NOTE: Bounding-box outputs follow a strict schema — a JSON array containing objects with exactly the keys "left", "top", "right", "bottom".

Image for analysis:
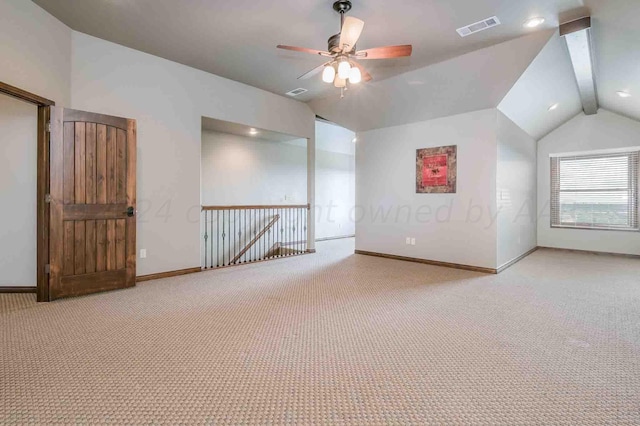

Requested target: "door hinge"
[
  {"left": 45, "top": 194, "right": 52, "bottom": 203},
  {"left": 44, "top": 264, "right": 51, "bottom": 274},
  {"left": 46, "top": 121, "right": 51, "bottom": 133}
]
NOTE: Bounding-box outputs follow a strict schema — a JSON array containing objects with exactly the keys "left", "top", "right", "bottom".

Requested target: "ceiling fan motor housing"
[
  {"left": 328, "top": 34, "right": 342, "bottom": 53},
  {"left": 328, "top": 34, "right": 356, "bottom": 55}
]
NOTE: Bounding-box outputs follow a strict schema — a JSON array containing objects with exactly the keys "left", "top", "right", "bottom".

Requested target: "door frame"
[{"left": 0, "top": 81, "right": 55, "bottom": 302}]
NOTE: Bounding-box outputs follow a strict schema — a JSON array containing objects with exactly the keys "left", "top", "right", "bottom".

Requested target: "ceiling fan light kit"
[{"left": 277, "top": 0, "right": 413, "bottom": 98}]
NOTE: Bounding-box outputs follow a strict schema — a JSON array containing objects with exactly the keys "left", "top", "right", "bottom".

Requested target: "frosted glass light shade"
[
  {"left": 349, "top": 66, "right": 362, "bottom": 84},
  {"left": 322, "top": 65, "right": 336, "bottom": 83},
  {"left": 338, "top": 60, "right": 351, "bottom": 79}
]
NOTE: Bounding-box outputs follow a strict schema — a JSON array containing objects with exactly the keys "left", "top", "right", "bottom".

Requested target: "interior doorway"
[
  {"left": 314, "top": 119, "right": 356, "bottom": 241},
  {"left": 0, "top": 81, "right": 138, "bottom": 302},
  {"left": 0, "top": 82, "right": 54, "bottom": 301},
  {"left": 0, "top": 93, "right": 38, "bottom": 290}
]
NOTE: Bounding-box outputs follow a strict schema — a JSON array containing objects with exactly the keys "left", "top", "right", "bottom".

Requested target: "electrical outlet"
[
  {"left": 411, "top": 238, "right": 416, "bottom": 246},
  {"left": 140, "top": 249, "right": 147, "bottom": 259},
  {"left": 406, "top": 237, "right": 411, "bottom": 245}
]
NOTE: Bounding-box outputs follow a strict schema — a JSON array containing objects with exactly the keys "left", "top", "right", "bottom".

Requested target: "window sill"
[{"left": 551, "top": 225, "right": 640, "bottom": 232}]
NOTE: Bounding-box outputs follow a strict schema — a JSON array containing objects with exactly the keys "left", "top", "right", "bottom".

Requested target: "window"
[{"left": 551, "top": 149, "right": 639, "bottom": 231}]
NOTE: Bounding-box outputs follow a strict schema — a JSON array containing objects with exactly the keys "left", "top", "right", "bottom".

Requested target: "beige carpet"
[{"left": 2, "top": 239, "right": 639, "bottom": 424}]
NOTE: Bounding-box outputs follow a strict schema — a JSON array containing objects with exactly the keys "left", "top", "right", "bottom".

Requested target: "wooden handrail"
[
  {"left": 230, "top": 214, "right": 280, "bottom": 264},
  {"left": 202, "top": 204, "right": 310, "bottom": 211}
]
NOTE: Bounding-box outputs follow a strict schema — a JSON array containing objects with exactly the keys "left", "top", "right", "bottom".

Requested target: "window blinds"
[{"left": 551, "top": 150, "right": 639, "bottom": 230}]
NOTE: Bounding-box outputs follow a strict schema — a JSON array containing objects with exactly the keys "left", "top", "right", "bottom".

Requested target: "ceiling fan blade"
[
  {"left": 352, "top": 61, "right": 373, "bottom": 82},
  {"left": 277, "top": 45, "right": 332, "bottom": 57},
  {"left": 339, "top": 17, "right": 365, "bottom": 51},
  {"left": 298, "top": 62, "right": 331, "bottom": 80},
  {"left": 355, "top": 45, "right": 413, "bottom": 59}
]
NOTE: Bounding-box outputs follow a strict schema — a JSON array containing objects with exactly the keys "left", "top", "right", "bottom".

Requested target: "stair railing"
[{"left": 201, "top": 204, "right": 310, "bottom": 269}]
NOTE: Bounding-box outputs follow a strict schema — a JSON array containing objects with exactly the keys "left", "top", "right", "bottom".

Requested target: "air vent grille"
[
  {"left": 285, "top": 88, "right": 308, "bottom": 97},
  {"left": 456, "top": 16, "right": 501, "bottom": 37}
]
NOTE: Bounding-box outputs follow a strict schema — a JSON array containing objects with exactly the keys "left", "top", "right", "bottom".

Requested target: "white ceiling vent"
[
  {"left": 285, "top": 88, "right": 308, "bottom": 97},
  {"left": 456, "top": 16, "right": 501, "bottom": 37}
]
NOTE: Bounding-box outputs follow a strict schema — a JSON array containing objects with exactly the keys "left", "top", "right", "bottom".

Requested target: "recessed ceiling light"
[
  {"left": 548, "top": 103, "right": 559, "bottom": 111},
  {"left": 249, "top": 128, "right": 258, "bottom": 135},
  {"left": 617, "top": 91, "right": 632, "bottom": 98},
  {"left": 524, "top": 17, "right": 546, "bottom": 28}
]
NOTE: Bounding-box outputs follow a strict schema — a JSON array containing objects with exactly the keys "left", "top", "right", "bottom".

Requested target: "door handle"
[{"left": 125, "top": 206, "right": 135, "bottom": 217}]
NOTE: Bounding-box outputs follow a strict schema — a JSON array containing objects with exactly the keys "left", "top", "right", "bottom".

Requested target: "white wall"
[
  {"left": 0, "top": 0, "right": 71, "bottom": 106},
  {"left": 496, "top": 111, "right": 538, "bottom": 267},
  {"left": 0, "top": 95, "right": 37, "bottom": 287},
  {"left": 314, "top": 121, "right": 355, "bottom": 239},
  {"left": 71, "top": 32, "right": 316, "bottom": 275},
  {"left": 356, "top": 109, "right": 499, "bottom": 269},
  {"left": 538, "top": 110, "right": 640, "bottom": 255},
  {"left": 201, "top": 131, "right": 307, "bottom": 205}
]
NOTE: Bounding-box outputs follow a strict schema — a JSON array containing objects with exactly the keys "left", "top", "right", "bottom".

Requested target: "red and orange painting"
[{"left": 416, "top": 145, "right": 457, "bottom": 193}]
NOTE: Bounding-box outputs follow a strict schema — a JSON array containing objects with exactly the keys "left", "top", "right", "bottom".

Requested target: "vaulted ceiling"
[
  {"left": 33, "top": 0, "right": 581, "bottom": 102},
  {"left": 312, "top": 0, "right": 640, "bottom": 135},
  {"left": 499, "top": 0, "right": 640, "bottom": 140},
  {"left": 310, "top": 29, "right": 556, "bottom": 132},
  {"left": 498, "top": 31, "right": 583, "bottom": 141},
  {"left": 585, "top": 0, "right": 640, "bottom": 123},
  {"left": 32, "top": 0, "right": 640, "bottom": 137}
]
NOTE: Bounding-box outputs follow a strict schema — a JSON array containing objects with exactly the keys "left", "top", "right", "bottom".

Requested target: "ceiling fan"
[{"left": 277, "top": 0, "right": 412, "bottom": 97}]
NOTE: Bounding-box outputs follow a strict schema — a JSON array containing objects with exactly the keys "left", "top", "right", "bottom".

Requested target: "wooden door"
[{"left": 48, "top": 107, "right": 136, "bottom": 300}]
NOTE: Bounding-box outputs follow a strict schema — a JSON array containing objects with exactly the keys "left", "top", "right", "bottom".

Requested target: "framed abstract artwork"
[{"left": 416, "top": 145, "right": 457, "bottom": 193}]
